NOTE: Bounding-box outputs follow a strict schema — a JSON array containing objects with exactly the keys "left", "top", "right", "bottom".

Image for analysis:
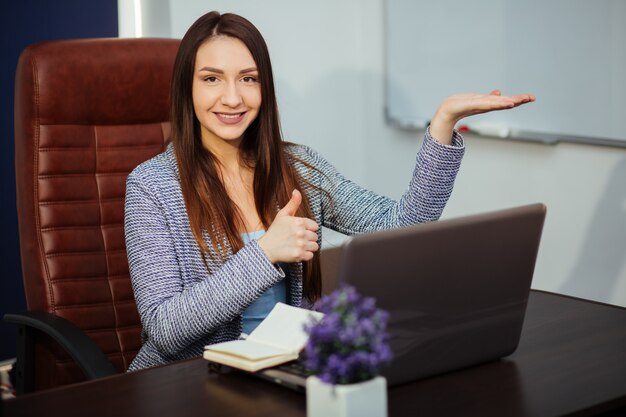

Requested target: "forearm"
[
  {"left": 135, "top": 241, "right": 284, "bottom": 356},
  {"left": 396, "top": 128, "right": 464, "bottom": 225},
  {"left": 125, "top": 173, "right": 283, "bottom": 356},
  {"left": 312, "top": 132, "right": 464, "bottom": 233}
]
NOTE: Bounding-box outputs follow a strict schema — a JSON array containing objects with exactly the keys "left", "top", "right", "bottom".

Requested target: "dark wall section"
[{"left": 0, "top": 0, "right": 118, "bottom": 361}]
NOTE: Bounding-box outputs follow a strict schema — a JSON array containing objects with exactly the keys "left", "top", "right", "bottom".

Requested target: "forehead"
[{"left": 195, "top": 36, "right": 256, "bottom": 70}]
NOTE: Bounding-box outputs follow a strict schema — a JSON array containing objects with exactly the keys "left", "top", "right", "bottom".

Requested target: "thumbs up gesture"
[{"left": 257, "top": 190, "right": 320, "bottom": 263}]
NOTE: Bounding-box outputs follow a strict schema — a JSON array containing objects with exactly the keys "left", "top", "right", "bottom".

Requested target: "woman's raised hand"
[
  {"left": 257, "top": 189, "right": 319, "bottom": 263},
  {"left": 429, "top": 90, "right": 535, "bottom": 145}
]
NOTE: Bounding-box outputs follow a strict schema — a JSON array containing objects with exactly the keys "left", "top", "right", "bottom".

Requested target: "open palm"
[
  {"left": 429, "top": 90, "right": 535, "bottom": 144},
  {"left": 442, "top": 90, "right": 535, "bottom": 120}
]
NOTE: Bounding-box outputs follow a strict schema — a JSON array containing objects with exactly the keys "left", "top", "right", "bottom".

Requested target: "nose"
[{"left": 221, "top": 81, "right": 243, "bottom": 108}]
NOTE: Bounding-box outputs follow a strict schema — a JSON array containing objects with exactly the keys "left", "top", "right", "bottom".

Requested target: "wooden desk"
[{"left": 4, "top": 291, "right": 626, "bottom": 417}]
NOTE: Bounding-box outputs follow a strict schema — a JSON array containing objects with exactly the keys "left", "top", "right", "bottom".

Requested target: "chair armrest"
[{"left": 4, "top": 311, "right": 118, "bottom": 380}]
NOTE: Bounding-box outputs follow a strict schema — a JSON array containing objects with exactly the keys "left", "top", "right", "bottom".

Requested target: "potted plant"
[{"left": 303, "top": 284, "right": 393, "bottom": 417}]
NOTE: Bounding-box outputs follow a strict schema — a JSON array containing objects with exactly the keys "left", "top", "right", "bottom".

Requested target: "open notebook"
[{"left": 203, "top": 303, "right": 323, "bottom": 372}]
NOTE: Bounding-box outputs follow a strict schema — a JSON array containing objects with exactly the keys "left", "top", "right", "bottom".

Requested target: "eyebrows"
[{"left": 198, "top": 66, "right": 258, "bottom": 74}]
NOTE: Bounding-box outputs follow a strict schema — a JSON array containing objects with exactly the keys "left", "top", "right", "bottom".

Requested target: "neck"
[{"left": 203, "top": 137, "right": 243, "bottom": 171}]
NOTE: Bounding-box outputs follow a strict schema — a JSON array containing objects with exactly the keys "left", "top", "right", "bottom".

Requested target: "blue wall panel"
[{"left": 0, "top": 0, "right": 118, "bottom": 361}]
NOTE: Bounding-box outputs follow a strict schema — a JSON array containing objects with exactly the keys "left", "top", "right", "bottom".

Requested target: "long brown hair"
[{"left": 170, "top": 11, "right": 321, "bottom": 302}]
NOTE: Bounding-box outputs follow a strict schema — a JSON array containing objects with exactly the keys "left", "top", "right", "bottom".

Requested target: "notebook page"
[{"left": 247, "top": 303, "right": 323, "bottom": 352}]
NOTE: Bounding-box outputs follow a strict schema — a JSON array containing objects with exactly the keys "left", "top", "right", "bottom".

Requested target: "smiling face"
[{"left": 192, "top": 36, "right": 261, "bottom": 154}]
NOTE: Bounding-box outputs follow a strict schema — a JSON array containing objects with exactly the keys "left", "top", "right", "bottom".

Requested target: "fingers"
[
  {"left": 300, "top": 229, "right": 319, "bottom": 242},
  {"left": 291, "top": 219, "right": 319, "bottom": 245},
  {"left": 489, "top": 91, "right": 535, "bottom": 104},
  {"left": 508, "top": 93, "right": 535, "bottom": 102},
  {"left": 479, "top": 92, "right": 535, "bottom": 111},
  {"left": 517, "top": 93, "right": 536, "bottom": 103},
  {"left": 301, "top": 217, "right": 319, "bottom": 232},
  {"left": 290, "top": 234, "right": 320, "bottom": 262},
  {"left": 487, "top": 89, "right": 534, "bottom": 100},
  {"left": 506, "top": 93, "right": 536, "bottom": 109},
  {"left": 276, "top": 189, "right": 302, "bottom": 218}
]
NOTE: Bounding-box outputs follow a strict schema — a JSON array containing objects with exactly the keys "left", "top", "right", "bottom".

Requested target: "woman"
[{"left": 124, "top": 11, "right": 534, "bottom": 371}]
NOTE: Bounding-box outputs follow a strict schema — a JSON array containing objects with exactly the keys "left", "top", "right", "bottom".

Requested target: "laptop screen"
[{"left": 333, "top": 203, "right": 546, "bottom": 385}]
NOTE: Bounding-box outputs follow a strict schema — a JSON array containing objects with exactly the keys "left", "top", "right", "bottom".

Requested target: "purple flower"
[{"left": 302, "top": 284, "right": 393, "bottom": 385}]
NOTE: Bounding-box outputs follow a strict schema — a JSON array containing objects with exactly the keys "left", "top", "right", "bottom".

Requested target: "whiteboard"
[{"left": 385, "top": 0, "right": 626, "bottom": 147}]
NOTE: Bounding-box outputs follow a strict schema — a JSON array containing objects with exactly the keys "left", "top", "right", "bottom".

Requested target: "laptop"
[{"left": 248, "top": 203, "right": 547, "bottom": 391}]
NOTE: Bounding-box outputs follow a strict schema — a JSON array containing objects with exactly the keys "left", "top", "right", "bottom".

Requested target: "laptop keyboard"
[{"left": 275, "top": 360, "right": 311, "bottom": 378}]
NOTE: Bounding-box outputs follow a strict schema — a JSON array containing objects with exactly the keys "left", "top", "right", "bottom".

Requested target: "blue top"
[{"left": 241, "top": 230, "right": 288, "bottom": 335}]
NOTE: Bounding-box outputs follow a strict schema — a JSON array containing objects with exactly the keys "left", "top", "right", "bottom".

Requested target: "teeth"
[{"left": 219, "top": 113, "right": 242, "bottom": 119}]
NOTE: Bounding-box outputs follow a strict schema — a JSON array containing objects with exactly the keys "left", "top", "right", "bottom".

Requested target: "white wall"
[{"left": 122, "top": 0, "right": 626, "bottom": 307}]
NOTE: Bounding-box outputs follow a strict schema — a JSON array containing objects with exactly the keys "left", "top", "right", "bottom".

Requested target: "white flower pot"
[{"left": 306, "top": 375, "right": 387, "bottom": 417}]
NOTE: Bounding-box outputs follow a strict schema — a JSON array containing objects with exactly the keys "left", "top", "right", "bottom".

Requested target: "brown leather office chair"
[{"left": 5, "top": 38, "right": 180, "bottom": 394}]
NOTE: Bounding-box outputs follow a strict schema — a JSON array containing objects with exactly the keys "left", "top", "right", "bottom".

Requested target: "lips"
[{"left": 215, "top": 112, "right": 246, "bottom": 125}]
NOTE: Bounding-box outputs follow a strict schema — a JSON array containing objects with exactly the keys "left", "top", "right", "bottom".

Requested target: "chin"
[{"left": 218, "top": 130, "right": 247, "bottom": 142}]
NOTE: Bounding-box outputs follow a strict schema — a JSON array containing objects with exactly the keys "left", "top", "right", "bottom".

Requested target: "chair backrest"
[{"left": 14, "top": 38, "right": 179, "bottom": 390}]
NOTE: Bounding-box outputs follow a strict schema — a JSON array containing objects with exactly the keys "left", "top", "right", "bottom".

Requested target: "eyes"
[
  {"left": 241, "top": 76, "right": 258, "bottom": 83},
  {"left": 201, "top": 75, "right": 259, "bottom": 84}
]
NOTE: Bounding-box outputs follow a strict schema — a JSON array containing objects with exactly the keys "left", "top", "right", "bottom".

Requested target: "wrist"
[
  {"left": 428, "top": 111, "right": 457, "bottom": 145},
  {"left": 256, "top": 237, "right": 275, "bottom": 264},
  {"left": 432, "top": 106, "right": 458, "bottom": 129}
]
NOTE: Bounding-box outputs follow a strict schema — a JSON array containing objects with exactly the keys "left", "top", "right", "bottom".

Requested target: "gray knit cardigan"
[{"left": 124, "top": 129, "right": 465, "bottom": 371}]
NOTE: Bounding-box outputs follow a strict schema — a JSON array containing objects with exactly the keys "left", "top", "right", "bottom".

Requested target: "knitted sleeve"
[
  {"left": 124, "top": 165, "right": 285, "bottom": 357},
  {"left": 292, "top": 128, "right": 465, "bottom": 234}
]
